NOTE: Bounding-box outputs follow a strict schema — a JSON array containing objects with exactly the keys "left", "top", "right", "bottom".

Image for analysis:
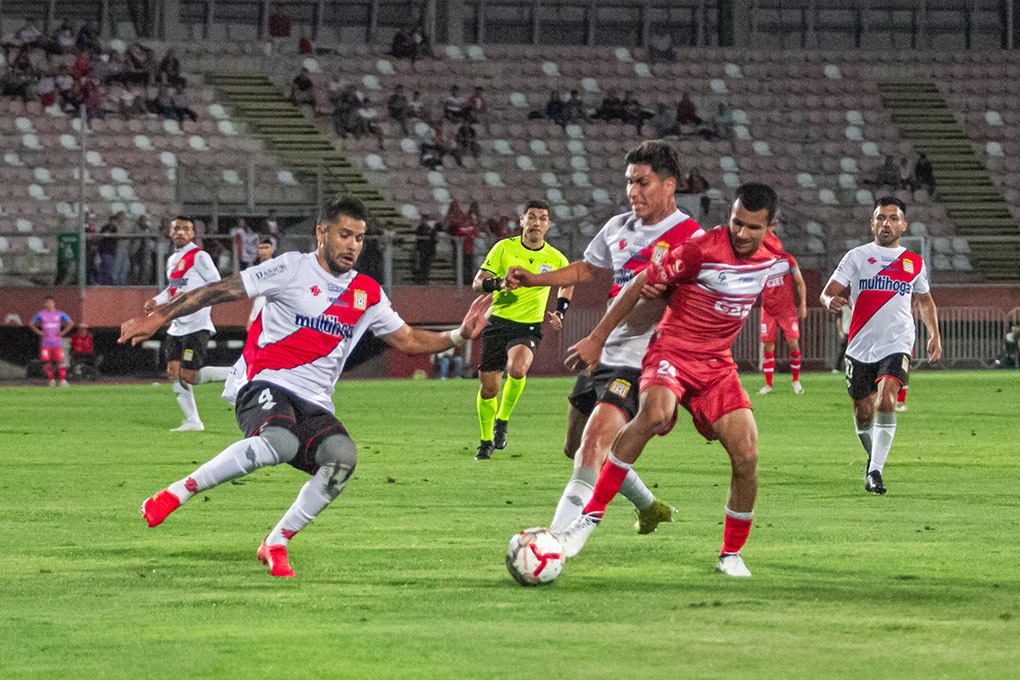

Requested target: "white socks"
[
  {"left": 168, "top": 436, "right": 283, "bottom": 503},
  {"left": 550, "top": 466, "right": 597, "bottom": 534},
  {"left": 268, "top": 466, "right": 341, "bottom": 545},
  {"left": 855, "top": 418, "right": 874, "bottom": 458},
  {"left": 195, "top": 366, "right": 231, "bottom": 384},
  {"left": 173, "top": 380, "right": 200, "bottom": 424},
  {"left": 619, "top": 467, "right": 656, "bottom": 511},
  {"left": 870, "top": 412, "right": 897, "bottom": 473}
]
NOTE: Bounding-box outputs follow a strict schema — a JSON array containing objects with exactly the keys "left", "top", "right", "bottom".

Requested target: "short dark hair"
[
  {"left": 874, "top": 196, "right": 907, "bottom": 216},
  {"left": 171, "top": 215, "right": 194, "bottom": 224},
  {"left": 259, "top": 237, "right": 274, "bottom": 246},
  {"left": 318, "top": 196, "right": 368, "bottom": 225},
  {"left": 44, "top": 295, "right": 54, "bottom": 300},
  {"left": 522, "top": 200, "right": 549, "bottom": 214},
  {"left": 624, "top": 140, "right": 682, "bottom": 182},
  {"left": 734, "top": 183, "right": 779, "bottom": 222}
]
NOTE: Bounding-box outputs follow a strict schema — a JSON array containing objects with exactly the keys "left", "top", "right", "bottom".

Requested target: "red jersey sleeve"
[{"left": 646, "top": 240, "right": 703, "bottom": 287}]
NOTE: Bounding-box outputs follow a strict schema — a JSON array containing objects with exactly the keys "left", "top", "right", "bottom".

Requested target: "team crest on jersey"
[
  {"left": 176, "top": 260, "right": 186, "bottom": 271},
  {"left": 353, "top": 290, "right": 368, "bottom": 310},
  {"left": 539, "top": 264, "right": 552, "bottom": 274},
  {"left": 903, "top": 260, "right": 914, "bottom": 274},
  {"left": 651, "top": 241, "right": 670, "bottom": 264},
  {"left": 609, "top": 379, "right": 631, "bottom": 398}
]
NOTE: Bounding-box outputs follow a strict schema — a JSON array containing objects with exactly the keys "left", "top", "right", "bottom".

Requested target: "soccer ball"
[{"left": 506, "top": 527, "right": 565, "bottom": 586}]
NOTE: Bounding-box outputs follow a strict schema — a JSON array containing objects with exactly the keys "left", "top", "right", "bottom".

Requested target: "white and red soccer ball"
[{"left": 506, "top": 527, "right": 565, "bottom": 586}]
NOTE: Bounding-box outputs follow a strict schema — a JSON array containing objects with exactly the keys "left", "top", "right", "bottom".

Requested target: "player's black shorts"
[
  {"left": 235, "top": 380, "right": 350, "bottom": 475},
  {"left": 164, "top": 331, "right": 210, "bottom": 370},
  {"left": 568, "top": 363, "right": 642, "bottom": 421},
  {"left": 478, "top": 315, "right": 542, "bottom": 373},
  {"left": 845, "top": 353, "right": 910, "bottom": 400}
]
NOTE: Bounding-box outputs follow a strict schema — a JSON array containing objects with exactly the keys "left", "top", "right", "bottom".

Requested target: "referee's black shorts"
[{"left": 478, "top": 315, "right": 542, "bottom": 373}]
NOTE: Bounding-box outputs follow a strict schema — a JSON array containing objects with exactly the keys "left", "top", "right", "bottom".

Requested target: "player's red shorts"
[
  {"left": 759, "top": 312, "right": 799, "bottom": 342},
  {"left": 640, "top": 341, "right": 752, "bottom": 441},
  {"left": 40, "top": 346, "right": 64, "bottom": 363}
]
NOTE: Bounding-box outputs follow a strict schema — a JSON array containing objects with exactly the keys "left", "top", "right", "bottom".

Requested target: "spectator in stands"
[
  {"left": 898, "top": 157, "right": 918, "bottom": 192},
  {"left": 914, "top": 152, "right": 935, "bottom": 196},
  {"left": 713, "top": 101, "right": 735, "bottom": 141},
  {"left": 433, "top": 345, "right": 464, "bottom": 379},
  {"left": 157, "top": 48, "right": 186, "bottom": 90},
  {"left": 453, "top": 122, "right": 481, "bottom": 166},
  {"left": 874, "top": 155, "right": 898, "bottom": 190},
  {"left": 3, "top": 20, "right": 43, "bottom": 54},
  {"left": 456, "top": 214, "right": 479, "bottom": 285},
  {"left": 359, "top": 228, "right": 385, "bottom": 281},
  {"left": 76, "top": 24, "right": 102, "bottom": 56},
  {"left": 444, "top": 85, "right": 470, "bottom": 123},
  {"left": 268, "top": 4, "right": 291, "bottom": 51},
  {"left": 408, "top": 89, "right": 427, "bottom": 121},
  {"left": 410, "top": 23, "right": 431, "bottom": 63},
  {"left": 563, "top": 89, "right": 588, "bottom": 124},
  {"left": 290, "top": 67, "right": 316, "bottom": 108},
  {"left": 535, "top": 90, "right": 567, "bottom": 128},
  {"left": 469, "top": 85, "right": 488, "bottom": 130},
  {"left": 331, "top": 84, "right": 360, "bottom": 138},
  {"left": 1000, "top": 322, "right": 1020, "bottom": 369},
  {"left": 445, "top": 201, "right": 468, "bottom": 237},
  {"left": 0, "top": 51, "right": 36, "bottom": 100},
  {"left": 391, "top": 26, "right": 414, "bottom": 60},
  {"left": 387, "top": 84, "right": 411, "bottom": 135},
  {"left": 680, "top": 168, "right": 711, "bottom": 218},
  {"left": 168, "top": 86, "right": 198, "bottom": 123},
  {"left": 113, "top": 212, "right": 132, "bottom": 285},
  {"left": 356, "top": 97, "right": 386, "bottom": 149},
  {"left": 130, "top": 214, "right": 157, "bottom": 285},
  {"left": 621, "top": 90, "right": 651, "bottom": 134},
  {"left": 124, "top": 39, "right": 156, "bottom": 86},
  {"left": 55, "top": 64, "right": 74, "bottom": 107},
  {"left": 230, "top": 218, "right": 258, "bottom": 270},
  {"left": 265, "top": 209, "right": 280, "bottom": 244},
  {"left": 98, "top": 212, "right": 125, "bottom": 285},
  {"left": 651, "top": 103, "right": 679, "bottom": 137},
  {"left": 485, "top": 217, "right": 507, "bottom": 241},
  {"left": 594, "top": 89, "right": 624, "bottom": 122},
  {"left": 37, "top": 70, "right": 57, "bottom": 108},
  {"left": 116, "top": 83, "right": 147, "bottom": 118},
  {"left": 413, "top": 215, "right": 438, "bottom": 284},
  {"left": 676, "top": 91, "right": 702, "bottom": 127},
  {"left": 70, "top": 323, "right": 97, "bottom": 376}
]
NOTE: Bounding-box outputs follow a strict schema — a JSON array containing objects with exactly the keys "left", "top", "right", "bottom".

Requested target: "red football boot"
[
  {"left": 257, "top": 538, "right": 296, "bottom": 578},
  {"left": 141, "top": 489, "right": 181, "bottom": 528}
]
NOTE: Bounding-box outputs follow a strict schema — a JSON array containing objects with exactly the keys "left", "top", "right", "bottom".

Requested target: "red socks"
[
  {"left": 897, "top": 386, "right": 907, "bottom": 405},
  {"left": 721, "top": 508, "right": 753, "bottom": 555},
  {"left": 581, "top": 457, "right": 630, "bottom": 518},
  {"left": 58, "top": 366, "right": 66, "bottom": 381},
  {"left": 763, "top": 352, "right": 774, "bottom": 387},
  {"left": 44, "top": 364, "right": 54, "bottom": 381},
  {"left": 790, "top": 350, "right": 802, "bottom": 382}
]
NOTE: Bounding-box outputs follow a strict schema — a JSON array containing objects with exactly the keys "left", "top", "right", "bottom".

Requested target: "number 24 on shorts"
[{"left": 657, "top": 360, "right": 677, "bottom": 378}]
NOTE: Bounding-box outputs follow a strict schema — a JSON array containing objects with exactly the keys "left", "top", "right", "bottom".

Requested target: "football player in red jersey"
[
  {"left": 757, "top": 226, "right": 807, "bottom": 394},
  {"left": 557, "top": 183, "right": 782, "bottom": 578}
]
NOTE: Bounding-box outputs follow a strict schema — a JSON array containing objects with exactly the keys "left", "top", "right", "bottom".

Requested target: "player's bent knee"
[
  {"left": 260, "top": 426, "right": 299, "bottom": 464},
  {"left": 315, "top": 434, "right": 357, "bottom": 498}
]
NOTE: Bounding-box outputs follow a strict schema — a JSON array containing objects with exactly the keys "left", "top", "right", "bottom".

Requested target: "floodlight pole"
[{"left": 78, "top": 105, "right": 88, "bottom": 298}]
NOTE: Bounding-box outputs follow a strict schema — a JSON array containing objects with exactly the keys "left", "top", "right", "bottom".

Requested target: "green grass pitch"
[{"left": 1, "top": 371, "right": 1018, "bottom": 679}]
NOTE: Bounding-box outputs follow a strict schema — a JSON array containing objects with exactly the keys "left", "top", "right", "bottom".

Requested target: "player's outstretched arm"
[
  {"left": 382, "top": 293, "right": 492, "bottom": 354},
  {"left": 118, "top": 274, "right": 248, "bottom": 346},
  {"left": 820, "top": 280, "right": 849, "bottom": 313},
  {"left": 914, "top": 292, "right": 942, "bottom": 362},
  {"left": 565, "top": 271, "right": 646, "bottom": 371},
  {"left": 505, "top": 261, "right": 598, "bottom": 290}
]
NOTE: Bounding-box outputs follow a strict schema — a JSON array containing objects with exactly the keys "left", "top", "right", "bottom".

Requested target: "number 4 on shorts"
[{"left": 259, "top": 388, "right": 276, "bottom": 411}]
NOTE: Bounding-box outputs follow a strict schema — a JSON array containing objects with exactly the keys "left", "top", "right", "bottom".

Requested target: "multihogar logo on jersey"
[
  {"left": 294, "top": 313, "right": 355, "bottom": 339},
  {"left": 858, "top": 277, "right": 912, "bottom": 295}
]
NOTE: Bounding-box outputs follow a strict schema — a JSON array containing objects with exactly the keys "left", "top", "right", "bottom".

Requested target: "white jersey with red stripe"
[
  {"left": 221, "top": 252, "right": 405, "bottom": 413},
  {"left": 826, "top": 242, "right": 929, "bottom": 363},
  {"left": 153, "top": 244, "right": 220, "bottom": 336},
  {"left": 583, "top": 208, "right": 703, "bottom": 367}
]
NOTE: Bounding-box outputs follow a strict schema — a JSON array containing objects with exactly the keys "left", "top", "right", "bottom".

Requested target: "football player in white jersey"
[
  {"left": 820, "top": 197, "right": 941, "bottom": 494},
  {"left": 120, "top": 197, "right": 491, "bottom": 578},
  {"left": 145, "top": 217, "right": 221, "bottom": 432},
  {"left": 505, "top": 140, "right": 703, "bottom": 536}
]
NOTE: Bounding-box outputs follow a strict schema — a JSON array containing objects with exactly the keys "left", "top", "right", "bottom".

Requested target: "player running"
[
  {"left": 30, "top": 295, "right": 73, "bottom": 387},
  {"left": 820, "top": 197, "right": 941, "bottom": 495},
  {"left": 505, "top": 140, "right": 703, "bottom": 534},
  {"left": 121, "top": 197, "right": 491, "bottom": 578},
  {"left": 472, "top": 200, "right": 572, "bottom": 460},
  {"left": 557, "top": 183, "right": 783, "bottom": 578},
  {"left": 758, "top": 226, "right": 807, "bottom": 394},
  {"left": 145, "top": 216, "right": 221, "bottom": 431}
]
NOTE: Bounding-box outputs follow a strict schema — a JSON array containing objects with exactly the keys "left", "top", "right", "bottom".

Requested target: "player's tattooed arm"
[
  {"left": 118, "top": 274, "right": 248, "bottom": 345},
  {"left": 382, "top": 294, "right": 492, "bottom": 353}
]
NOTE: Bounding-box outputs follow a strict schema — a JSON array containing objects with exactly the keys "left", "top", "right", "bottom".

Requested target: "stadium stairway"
[
  {"left": 203, "top": 72, "right": 450, "bottom": 283},
  {"left": 879, "top": 81, "right": 1020, "bottom": 281}
]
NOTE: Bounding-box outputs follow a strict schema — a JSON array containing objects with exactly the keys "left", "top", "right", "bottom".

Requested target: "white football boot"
[
  {"left": 557, "top": 513, "right": 601, "bottom": 558},
  {"left": 716, "top": 552, "right": 752, "bottom": 577}
]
